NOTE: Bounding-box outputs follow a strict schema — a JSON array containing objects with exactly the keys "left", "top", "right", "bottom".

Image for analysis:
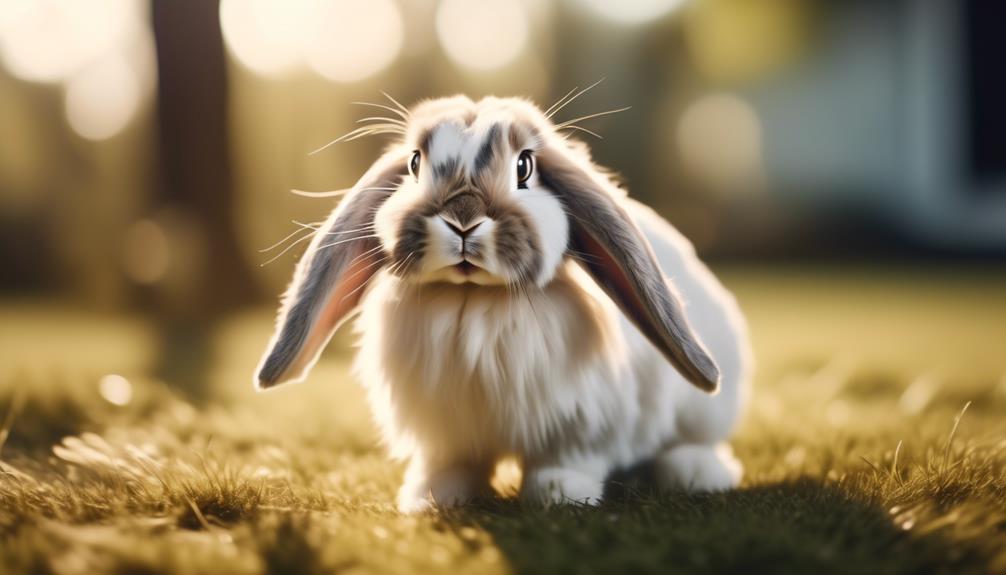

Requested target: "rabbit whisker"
[
  {"left": 352, "top": 100, "right": 409, "bottom": 121},
  {"left": 380, "top": 90, "right": 411, "bottom": 117},
  {"left": 547, "top": 77, "right": 606, "bottom": 119},
  {"left": 544, "top": 85, "right": 580, "bottom": 118},
  {"left": 555, "top": 105, "right": 631, "bottom": 129},
  {"left": 258, "top": 227, "right": 314, "bottom": 254},
  {"left": 338, "top": 255, "right": 389, "bottom": 305},
  {"left": 342, "top": 124, "right": 406, "bottom": 138},
  {"left": 309, "top": 220, "right": 374, "bottom": 236},
  {"left": 342, "top": 126, "right": 406, "bottom": 141},
  {"left": 315, "top": 234, "right": 381, "bottom": 251},
  {"left": 389, "top": 250, "right": 416, "bottom": 278},
  {"left": 310, "top": 126, "right": 404, "bottom": 155},
  {"left": 557, "top": 125, "right": 603, "bottom": 139},
  {"left": 356, "top": 116, "right": 407, "bottom": 127},
  {"left": 291, "top": 188, "right": 351, "bottom": 198},
  {"left": 291, "top": 220, "right": 323, "bottom": 231},
  {"left": 292, "top": 186, "right": 397, "bottom": 198},
  {"left": 347, "top": 244, "right": 386, "bottom": 268},
  {"left": 293, "top": 218, "right": 375, "bottom": 238},
  {"left": 259, "top": 230, "right": 319, "bottom": 266},
  {"left": 321, "top": 222, "right": 374, "bottom": 236},
  {"left": 318, "top": 223, "right": 376, "bottom": 237}
]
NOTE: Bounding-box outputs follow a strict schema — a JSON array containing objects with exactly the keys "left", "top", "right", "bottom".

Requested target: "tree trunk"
[{"left": 150, "top": 0, "right": 256, "bottom": 396}]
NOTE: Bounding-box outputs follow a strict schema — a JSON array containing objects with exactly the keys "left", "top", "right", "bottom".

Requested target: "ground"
[{"left": 1, "top": 265, "right": 1005, "bottom": 574}]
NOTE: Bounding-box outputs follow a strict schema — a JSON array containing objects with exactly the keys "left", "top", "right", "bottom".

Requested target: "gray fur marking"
[
  {"left": 473, "top": 123, "right": 501, "bottom": 175},
  {"left": 257, "top": 158, "right": 406, "bottom": 387}
]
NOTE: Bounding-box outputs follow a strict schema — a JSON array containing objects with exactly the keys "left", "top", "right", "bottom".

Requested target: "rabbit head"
[{"left": 256, "top": 95, "right": 720, "bottom": 393}]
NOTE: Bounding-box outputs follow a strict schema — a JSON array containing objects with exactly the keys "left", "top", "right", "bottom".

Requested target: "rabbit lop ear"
[
  {"left": 537, "top": 146, "right": 721, "bottom": 393},
  {"left": 255, "top": 149, "right": 407, "bottom": 390}
]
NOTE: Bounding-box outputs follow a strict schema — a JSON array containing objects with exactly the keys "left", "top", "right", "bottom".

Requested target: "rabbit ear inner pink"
[
  {"left": 537, "top": 147, "right": 721, "bottom": 393},
  {"left": 256, "top": 152, "right": 406, "bottom": 389}
]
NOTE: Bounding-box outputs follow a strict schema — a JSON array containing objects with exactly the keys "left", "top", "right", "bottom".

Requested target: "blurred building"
[{"left": 740, "top": 0, "right": 1006, "bottom": 251}]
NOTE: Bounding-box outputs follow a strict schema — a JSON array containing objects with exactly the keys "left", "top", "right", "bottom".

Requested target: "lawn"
[{"left": 2, "top": 265, "right": 1005, "bottom": 574}]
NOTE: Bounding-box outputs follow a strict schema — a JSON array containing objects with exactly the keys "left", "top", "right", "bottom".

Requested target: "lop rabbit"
[{"left": 256, "top": 95, "right": 752, "bottom": 512}]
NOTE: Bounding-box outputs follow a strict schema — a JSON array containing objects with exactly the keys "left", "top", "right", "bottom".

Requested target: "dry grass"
[{"left": 1, "top": 265, "right": 1005, "bottom": 574}]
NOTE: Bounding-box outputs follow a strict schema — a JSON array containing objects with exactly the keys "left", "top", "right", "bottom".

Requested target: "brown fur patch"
[
  {"left": 417, "top": 128, "right": 434, "bottom": 155},
  {"left": 508, "top": 123, "right": 523, "bottom": 151},
  {"left": 493, "top": 207, "right": 543, "bottom": 282},
  {"left": 442, "top": 191, "right": 485, "bottom": 228},
  {"left": 391, "top": 211, "right": 428, "bottom": 276}
]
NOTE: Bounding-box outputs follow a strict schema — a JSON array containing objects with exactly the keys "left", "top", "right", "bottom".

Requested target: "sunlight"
[
  {"left": 303, "top": 0, "right": 403, "bottom": 83},
  {"left": 220, "top": 0, "right": 403, "bottom": 82},
  {"left": 436, "top": 0, "right": 529, "bottom": 71},
  {"left": 219, "top": 0, "right": 314, "bottom": 76},
  {"left": 98, "top": 374, "right": 133, "bottom": 406},
  {"left": 64, "top": 53, "right": 141, "bottom": 141},
  {"left": 0, "top": 0, "right": 151, "bottom": 141},
  {"left": 898, "top": 375, "right": 938, "bottom": 415},
  {"left": 0, "top": 0, "right": 138, "bottom": 83},
  {"left": 0, "top": 0, "right": 31, "bottom": 38},
  {"left": 676, "top": 92, "right": 764, "bottom": 192}
]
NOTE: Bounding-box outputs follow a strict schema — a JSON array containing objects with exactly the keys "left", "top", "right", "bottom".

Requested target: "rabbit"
[{"left": 255, "top": 94, "right": 752, "bottom": 513}]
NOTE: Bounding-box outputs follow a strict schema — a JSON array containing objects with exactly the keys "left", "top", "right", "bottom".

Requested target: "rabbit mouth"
[{"left": 452, "top": 260, "right": 480, "bottom": 276}]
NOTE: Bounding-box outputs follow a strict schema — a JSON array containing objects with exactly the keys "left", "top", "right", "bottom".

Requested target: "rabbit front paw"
[
  {"left": 396, "top": 463, "right": 490, "bottom": 514},
  {"left": 655, "top": 443, "right": 742, "bottom": 493},
  {"left": 521, "top": 466, "right": 605, "bottom": 506}
]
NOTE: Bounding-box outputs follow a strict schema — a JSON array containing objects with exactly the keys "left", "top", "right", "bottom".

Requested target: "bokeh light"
[
  {"left": 219, "top": 0, "right": 313, "bottom": 76},
  {"left": 303, "top": 0, "right": 403, "bottom": 83},
  {"left": 677, "top": 93, "right": 764, "bottom": 191},
  {"left": 436, "top": 0, "right": 529, "bottom": 71},
  {"left": 98, "top": 374, "right": 133, "bottom": 406},
  {"left": 577, "top": 0, "right": 687, "bottom": 25},
  {"left": 0, "top": 0, "right": 152, "bottom": 142},
  {"left": 684, "top": 0, "right": 812, "bottom": 83},
  {"left": 122, "top": 219, "right": 170, "bottom": 285},
  {"left": 64, "top": 54, "right": 141, "bottom": 141},
  {"left": 220, "top": 0, "right": 403, "bottom": 82},
  {"left": 0, "top": 0, "right": 138, "bottom": 83},
  {"left": 0, "top": 0, "right": 32, "bottom": 39}
]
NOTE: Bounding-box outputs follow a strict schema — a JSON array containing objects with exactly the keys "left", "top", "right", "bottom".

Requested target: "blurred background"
[{"left": 1, "top": 0, "right": 1005, "bottom": 405}]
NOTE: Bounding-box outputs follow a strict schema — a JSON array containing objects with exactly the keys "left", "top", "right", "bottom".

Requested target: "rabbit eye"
[
  {"left": 408, "top": 150, "right": 421, "bottom": 180},
  {"left": 516, "top": 150, "right": 533, "bottom": 188}
]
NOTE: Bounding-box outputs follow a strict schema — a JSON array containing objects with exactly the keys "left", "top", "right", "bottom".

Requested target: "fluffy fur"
[{"left": 256, "top": 95, "right": 752, "bottom": 512}]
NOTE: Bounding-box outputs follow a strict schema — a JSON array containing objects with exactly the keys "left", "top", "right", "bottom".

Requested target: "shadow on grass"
[{"left": 440, "top": 479, "right": 990, "bottom": 575}]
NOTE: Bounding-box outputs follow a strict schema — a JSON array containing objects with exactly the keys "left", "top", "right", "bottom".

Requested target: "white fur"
[
  {"left": 428, "top": 123, "right": 466, "bottom": 167},
  {"left": 518, "top": 185, "right": 568, "bottom": 285},
  {"left": 355, "top": 199, "right": 752, "bottom": 511}
]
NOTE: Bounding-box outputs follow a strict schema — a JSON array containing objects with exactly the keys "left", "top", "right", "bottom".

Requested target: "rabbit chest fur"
[{"left": 355, "top": 262, "right": 687, "bottom": 475}]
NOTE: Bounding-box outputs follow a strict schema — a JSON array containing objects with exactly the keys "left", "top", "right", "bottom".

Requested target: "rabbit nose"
[{"left": 441, "top": 216, "right": 484, "bottom": 239}]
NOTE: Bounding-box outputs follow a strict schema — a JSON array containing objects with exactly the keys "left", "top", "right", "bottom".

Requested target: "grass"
[{"left": 1, "top": 265, "right": 1006, "bottom": 574}]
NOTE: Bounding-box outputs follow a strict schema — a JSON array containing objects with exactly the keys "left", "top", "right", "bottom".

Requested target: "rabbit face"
[{"left": 373, "top": 97, "right": 568, "bottom": 287}]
